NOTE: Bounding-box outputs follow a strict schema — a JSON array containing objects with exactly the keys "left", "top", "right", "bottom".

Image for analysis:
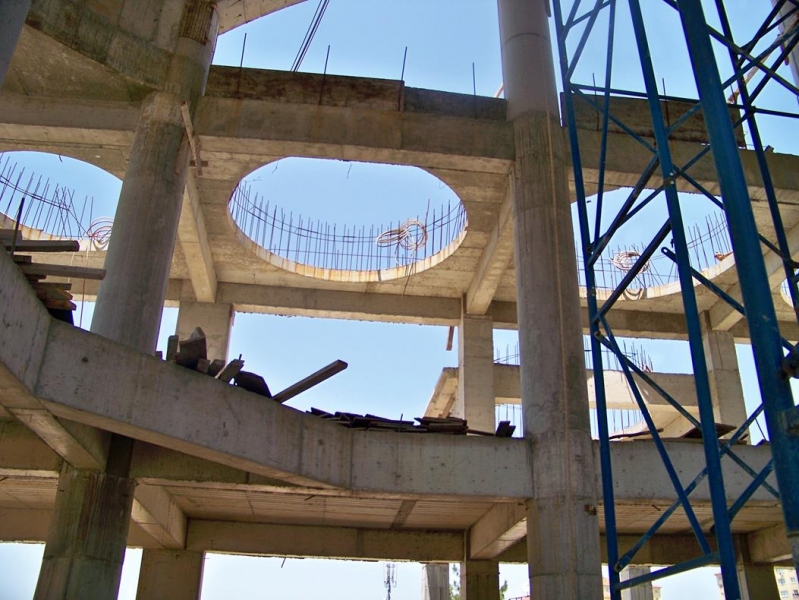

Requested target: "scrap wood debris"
[
  {"left": 307, "top": 409, "right": 517, "bottom": 438},
  {"left": 161, "top": 328, "right": 346, "bottom": 403},
  {"left": 162, "top": 330, "right": 516, "bottom": 437},
  {"left": 2, "top": 228, "right": 105, "bottom": 325}
]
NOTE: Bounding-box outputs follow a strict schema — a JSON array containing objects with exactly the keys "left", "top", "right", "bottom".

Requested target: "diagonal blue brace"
[{"left": 676, "top": 0, "right": 799, "bottom": 575}]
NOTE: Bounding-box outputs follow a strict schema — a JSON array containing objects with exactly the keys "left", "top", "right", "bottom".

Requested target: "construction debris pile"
[
  {"left": 307, "top": 409, "right": 517, "bottom": 437},
  {"left": 2, "top": 228, "right": 106, "bottom": 325},
  {"left": 163, "top": 327, "right": 348, "bottom": 403},
  {"left": 165, "top": 330, "right": 518, "bottom": 438}
]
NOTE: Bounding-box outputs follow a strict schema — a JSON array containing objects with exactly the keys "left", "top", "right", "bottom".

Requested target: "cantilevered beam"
[
  {"left": 469, "top": 501, "right": 527, "bottom": 559},
  {"left": 465, "top": 188, "right": 515, "bottom": 315}
]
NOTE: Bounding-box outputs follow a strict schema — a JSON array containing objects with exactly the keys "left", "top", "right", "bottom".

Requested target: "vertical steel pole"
[
  {"left": 677, "top": 0, "right": 799, "bottom": 573},
  {"left": 626, "top": 0, "right": 741, "bottom": 595},
  {"left": 552, "top": 0, "right": 622, "bottom": 597}
]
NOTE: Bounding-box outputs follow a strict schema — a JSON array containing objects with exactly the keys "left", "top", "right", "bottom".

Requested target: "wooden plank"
[
  {"left": 41, "top": 298, "right": 77, "bottom": 311},
  {"left": 34, "top": 287, "right": 73, "bottom": 302},
  {"left": 207, "top": 359, "right": 225, "bottom": 378},
  {"left": 1, "top": 239, "right": 79, "bottom": 252},
  {"left": 271, "top": 360, "right": 348, "bottom": 404},
  {"left": 18, "top": 263, "right": 106, "bottom": 280},
  {"left": 31, "top": 281, "right": 73, "bottom": 291},
  {"left": 216, "top": 359, "right": 244, "bottom": 383},
  {"left": 166, "top": 336, "right": 179, "bottom": 362}
]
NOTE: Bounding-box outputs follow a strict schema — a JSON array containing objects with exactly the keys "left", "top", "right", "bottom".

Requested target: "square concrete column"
[
  {"left": 702, "top": 315, "right": 748, "bottom": 437},
  {"left": 735, "top": 537, "right": 780, "bottom": 600},
  {"left": 453, "top": 314, "right": 496, "bottom": 433},
  {"left": 422, "top": 563, "right": 450, "bottom": 600},
  {"left": 620, "top": 566, "right": 654, "bottom": 600},
  {"left": 34, "top": 465, "right": 136, "bottom": 600},
  {"left": 460, "top": 560, "right": 500, "bottom": 600},
  {"left": 136, "top": 549, "right": 205, "bottom": 600},
  {"left": 176, "top": 302, "right": 233, "bottom": 362}
]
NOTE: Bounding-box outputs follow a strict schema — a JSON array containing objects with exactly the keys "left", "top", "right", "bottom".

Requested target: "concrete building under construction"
[{"left": 1, "top": 0, "right": 798, "bottom": 599}]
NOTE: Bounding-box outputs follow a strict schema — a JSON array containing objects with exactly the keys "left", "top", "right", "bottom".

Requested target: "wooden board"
[
  {"left": 18, "top": 263, "right": 106, "bottom": 280},
  {"left": 1, "top": 239, "right": 80, "bottom": 252},
  {"left": 272, "top": 359, "right": 348, "bottom": 404}
]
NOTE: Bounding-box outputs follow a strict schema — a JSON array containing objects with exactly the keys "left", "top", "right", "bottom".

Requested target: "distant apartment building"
[{"left": 716, "top": 568, "right": 799, "bottom": 598}]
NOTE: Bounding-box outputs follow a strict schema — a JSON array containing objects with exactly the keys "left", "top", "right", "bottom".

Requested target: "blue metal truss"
[{"left": 552, "top": 0, "right": 799, "bottom": 597}]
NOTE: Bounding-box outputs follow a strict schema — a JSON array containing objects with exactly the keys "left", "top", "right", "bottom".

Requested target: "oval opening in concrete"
[
  {"left": 0, "top": 151, "right": 121, "bottom": 249},
  {"left": 228, "top": 158, "right": 467, "bottom": 282},
  {"left": 572, "top": 188, "right": 733, "bottom": 294}
]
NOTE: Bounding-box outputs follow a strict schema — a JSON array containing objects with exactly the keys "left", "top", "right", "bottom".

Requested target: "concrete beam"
[
  {"left": 465, "top": 189, "right": 514, "bottom": 315},
  {"left": 186, "top": 519, "right": 464, "bottom": 562},
  {"left": 709, "top": 221, "right": 799, "bottom": 331},
  {"left": 217, "top": 0, "right": 308, "bottom": 33},
  {"left": 1, "top": 401, "right": 185, "bottom": 550},
  {"left": 0, "top": 506, "right": 163, "bottom": 548},
  {"left": 25, "top": 0, "right": 174, "bottom": 87},
  {"left": 0, "top": 255, "right": 526, "bottom": 500},
  {"left": 575, "top": 128, "right": 799, "bottom": 205},
  {"left": 499, "top": 534, "right": 720, "bottom": 566},
  {"left": 425, "top": 364, "right": 698, "bottom": 416},
  {"left": 0, "top": 508, "right": 52, "bottom": 543},
  {"left": 221, "top": 282, "right": 799, "bottom": 341},
  {"left": 748, "top": 524, "right": 793, "bottom": 564},
  {"left": 468, "top": 501, "right": 527, "bottom": 560},
  {"left": 131, "top": 484, "right": 188, "bottom": 550},
  {"left": 424, "top": 367, "right": 458, "bottom": 419},
  {"left": 0, "top": 419, "right": 64, "bottom": 477},
  {"left": 30, "top": 320, "right": 529, "bottom": 497},
  {"left": 0, "top": 250, "right": 109, "bottom": 470},
  {"left": 177, "top": 171, "right": 217, "bottom": 303}
]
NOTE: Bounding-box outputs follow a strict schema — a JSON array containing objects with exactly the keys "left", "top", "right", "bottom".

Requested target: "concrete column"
[
  {"left": 498, "top": 0, "right": 602, "bottom": 600},
  {"left": 92, "top": 1, "right": 219, "bottom": 354},
  {"left": 0, "top": 0, "right": 30, "bottom": 85},
  {"left": 460, "top": 560, "right": 500, "bottom": 600},
  {"left": 620, "top": 567, "right": 654, "bottom": 600},
  {"left": 422, "top": 563, "right": 450, "bottom": 600},
  {"left": 35, "top": 3, "right": 219, "bottom": 600},
  {"left": 176, "top": 302, "right": 233, "bottom": 361},
  {"left": 736, "top": 537, "right": 780, "bottom": 600},
  {"left": 34, "top": 465, "right": 136, "bottom": 599},
  {"left": 702, "top": 315, "right": 748, "bottom": 436},
  {"left": 136, "top": 549, "right": 205, "bottom": 600},
  {"left": 497, "top": 0, "right": 603, "bottom": 598},
  {"left": 453, "top": 314, "right": 495, "bottom": 433}
]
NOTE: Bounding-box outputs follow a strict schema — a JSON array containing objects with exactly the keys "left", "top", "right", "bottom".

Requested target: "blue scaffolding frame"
[{"left": 552, "top": 0, "right": 799, "bottom": 597}]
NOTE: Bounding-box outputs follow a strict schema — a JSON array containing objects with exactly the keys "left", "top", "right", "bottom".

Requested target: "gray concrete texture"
[{"left": 0, "top": 0, "right": 796, "bottom": 598}]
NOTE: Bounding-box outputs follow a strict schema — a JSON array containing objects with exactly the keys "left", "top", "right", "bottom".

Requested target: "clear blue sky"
[{"left": 1, "top": 0, "right": 796, "bottom": 598}]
